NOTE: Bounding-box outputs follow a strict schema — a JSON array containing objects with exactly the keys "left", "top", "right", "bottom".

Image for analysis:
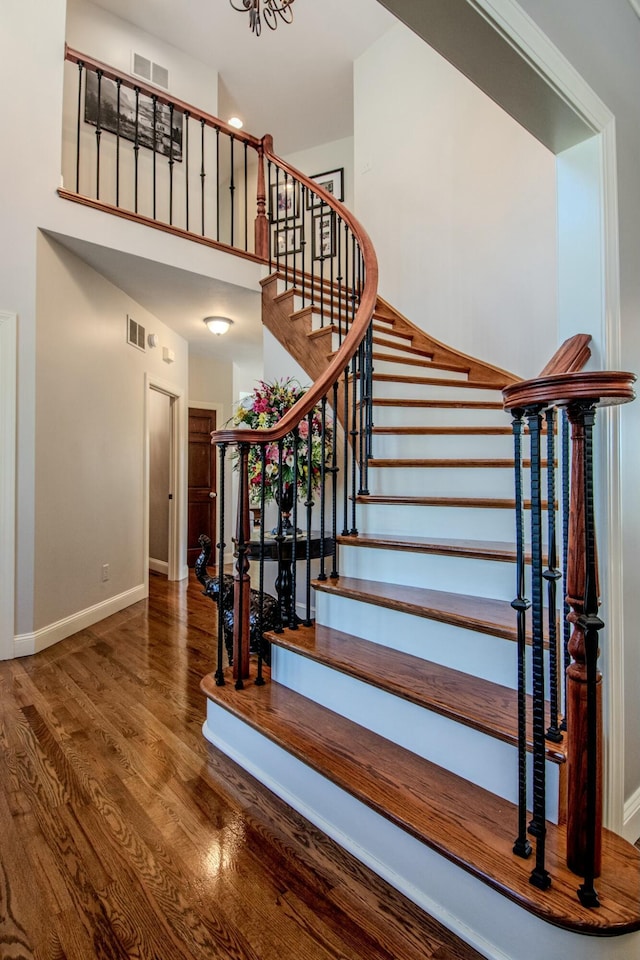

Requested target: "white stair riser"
[
  {"left": 372, "top": 431, "right": 515, "bottom": 459},
  {"left": 315, "top": 590, "right": 552, "bottom": 691},
  {"left": 372, "top": 404, "right": 508, "bottom": 427},
  {"left": 203, "top": 706, "right": 635, "bottom": 960},
  {"left": 272, "top": 646, "right": 560, "bottom": 821},
  {"left": 356, "top": 500, "right": 525, "bottom": 541},
  {"left": 338, "top": 543, "right": 518, "bottom": 601},
  {"left": 367, "top": 465, "right": 542, "bottom": 499},
  {"left": 371, "top": 379, "right": 503, "bottom": 402},
  {"left": 370, "top": 357, "right": 469, "bottom": 380}
]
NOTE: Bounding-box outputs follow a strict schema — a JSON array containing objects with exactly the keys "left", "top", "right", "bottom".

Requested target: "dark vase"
[{"left": 274, "top": 482, "right": 296, "bottom": 535}]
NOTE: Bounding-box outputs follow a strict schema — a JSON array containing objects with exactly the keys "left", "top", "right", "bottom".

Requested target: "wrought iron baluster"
[
  {"left": 336, "top": 216, "right": 343, "bottom": 343},
  {"left": 561, "top": 409, "right": 571, "bottom": 731},
  {"left": 544, "top": 407, "right": 563, "bottom": 742},
  {"left": 350, "top": 349, "right": 359, "bottom": 535},
  {"left": 358, "top": 339, "right": 366, "bottom": 495},
  {"left": 215, "top": 442, "right": 227, "bottom": 686},
  {"left": 216, "top": 126, "right": 220, "bottom": 241},
  {"left": 234, "top": 442, "right": 251, "bottom": 689},
  {"left": 152, "top": 96, "right": 158, "bottom": 220},
  {"left": 184, "top": 112, "right": 190, "bottom": 232},
  {"left": 200, "top": 119, "right": 206, "bottom": 235},
  {"left": 95, "top": 69, "right": 103, "bottom": 200},
  {"left": 255, "top": 446, "right": 267, "bottom": 686},
  {"left": 526, "top": 405, "right": 551, "bottom": 890},
  {"left": 289, "top": 426, "right": 299, "bottom": 630},
  {"left": 510, "top": 409, "right": 532, "bottom": 860},
  {"left": 342, "top": 366, "right": 350, "bottom": 536},
  {"left": 318, "top": 396, "right": 328, "bottom": 581},
  {"left": 229, "top": 134, "right": 235, "bottom": 247},
  {"left": 244, "top": 142, "right": 248, "bottom": 251},
  {"left": 304, "top": 411, "right": 314, "bottom": 625},
  {"left": 115, "top": 78, "right": 121, "bottom": 206},
  {"left": 267, "top": 160, "right": 273, "bottom": 269},
  {"left": 75, "top": 61, "right": 84, "bottom": 193},
  {"left": 330, "top": 381, "right": 339, "bottom": 578},
  {"left": 133, "top": 87, "right": 140, "bottom": 213},
  {"left": 273, "top": 439, "right": 285, "bottom": 634},
  {"left": 168, "top": 104, "right": 175, "bottom": 225}
]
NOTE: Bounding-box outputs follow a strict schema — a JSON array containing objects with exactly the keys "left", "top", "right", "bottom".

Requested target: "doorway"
[
  {"left": 149, "top": 388, "right": 172, "bottom": 576},
  {"left": 187, "top": 407, "right": 217, "bottom": 567}
]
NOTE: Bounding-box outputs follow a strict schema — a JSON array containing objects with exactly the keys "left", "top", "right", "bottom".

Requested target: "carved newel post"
[
  {"left": 233, "top": 443, "right": 252, "bottom": 686},
  {"left": 564, "top": 401, "right": 602, "bottom": 888},
  {"left": 254, "top": 135, "right": 272, "bottom": 261}
]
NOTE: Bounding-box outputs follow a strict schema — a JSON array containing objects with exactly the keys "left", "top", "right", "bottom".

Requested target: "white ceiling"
[{"left": 68, "top": 0, "right": 396, "bottom": 363}]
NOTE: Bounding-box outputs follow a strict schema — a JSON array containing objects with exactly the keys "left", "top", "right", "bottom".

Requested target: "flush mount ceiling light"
[
  {"left": 229, "top": 0, "right": 295, "bottom": 36},
  {"left": 204, "top": 316, "right": 234, "bottom": 336}
]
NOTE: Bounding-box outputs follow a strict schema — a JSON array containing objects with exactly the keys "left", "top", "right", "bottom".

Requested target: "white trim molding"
[
  {"left": 13, "top": 584, "right": 146, "bottom": 658},
  {"left": 0, "top": 311, "right": 17, "bottom": 661},
  {"left": 623, "top": 785, "right": 640, "bottom": 844}
]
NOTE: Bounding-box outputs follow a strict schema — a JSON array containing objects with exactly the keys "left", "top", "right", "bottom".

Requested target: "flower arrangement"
[{"left": 233, "top": 378, "right": 332, "bottom": 506}]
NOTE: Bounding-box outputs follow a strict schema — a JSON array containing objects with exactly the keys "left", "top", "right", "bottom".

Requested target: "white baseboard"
[
  {"left": 13, "top": 584, "right": 146, "bottom": 658},
  {"left": 623, "top": 785, "right": 640, "bottom": 844},
  {"left": 149, "top": 558, "right": 169, "bottom": 575}
]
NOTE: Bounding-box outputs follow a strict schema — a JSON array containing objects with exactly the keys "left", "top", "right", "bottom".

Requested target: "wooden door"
[{"left": 187, "top": 408, "right": 217, "bottom": 567}]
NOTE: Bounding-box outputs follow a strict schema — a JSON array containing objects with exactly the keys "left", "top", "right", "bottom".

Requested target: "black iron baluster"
[
  {"left": 575, "top": 401, "right": 603, "bottom": 909},
  {"left": 544, "top": 407, "right": 563, "bottom": 742},
  {"left": 342, "top": 366, "right": 350, "bottom": 536},
  {"left": 273, "top": 440, "right": 285, "bottom": 634},
  {"left": 255, "top": 445, "right": 267, "bottom": 686},
  {"left": 229, "top": 134, "right": 235, "bottom": 247},
  {"left": 216, "top": 126, "right": 221, "bottom": 242},
  {"left": 244, "top": 141, "right": 248, "bottom": 251},
  {"left": 215, "top": 442, "right": 227, "bottom": 686},
  {"left": 200, "top": 118, "right": 206, "bottom": 236},
  {"left": 561, "top": 409, "right": 571, "bottom": 731},
  {"left": 350, "top": 349, "right": 359, "bottom": 535},
  {"left": 304, "top": 411, "right": 314, "bottom": 625},
  {"left": 336, "top": 216, "right": 343, "bottom": 342},
  {"left": 184, "top": 111, "right": 190, "bottom": 232},
  {"left": 168, "top": 103, "right": 175, "bottom": 225},
  {"left": 267, "top": 160, "right": 273, "bottom": 270},
  {"left": 511, "top": 409, "right": 532, "bottom": 860},
  {"left": 152, "top": 95, "right": 158, "bottom": 220},
  {"left": 300, "top": 186, "right": 307, "bottom": 307},
  {"left": 358, "top": 339, "right": 366, "bottom": 495},
  {"left": 318, "top": 396, "right": 328, "bottom": 581},
  {"left": 527, "top": 405, "right": 551, "bottom": 890},
  {"left": 274, "top": 167, "right": 281, "bottom": 273},
  {"left": 234, "top": 442, "right": 251, "bottom": 690},
  {"left": 75, "top": 61, "right": 84, "bottom": 193},
  {"left": 115, "top": 78, "right": 121, "bottom": 206},
  {"left": 330, "top": 381, "right": 339, "bottom": 578},
  {"left": 289, "top": 426, "right": 299, "bottom": 631},
  {"left": 362, "top": 322, "right": 374, "bottom": 496},
  {"left": 133, "top": 87, "right": 140, "bottom": 213},
  {"left": 95, "top": 69, "right": 103, "bottom": 199}
]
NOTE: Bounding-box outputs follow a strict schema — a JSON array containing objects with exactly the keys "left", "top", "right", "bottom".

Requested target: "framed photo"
[
  {"left": 269, "top": 180, "right": 300, "bottom": 222},
  {"left": 306, "top": 167, "right": 344, "bottom": 209},
  {"left": 84, "top": 71, "right": 183, "bottom": 161},
  {"left": 312, "top": 212, "right": 336, "bottom": 261},
  {"left": 274, "top": 225, "right": 303, "bottom": 256}
]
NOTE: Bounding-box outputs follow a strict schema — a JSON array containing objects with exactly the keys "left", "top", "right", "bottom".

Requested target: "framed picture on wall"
[
  {"left": 306, "top": 168, "right": 344, "bottom": 209},
  {"left": 274, "top": 224, "right": 303, "bottom": 256},
  {"left": 312, "top": 212, "right": 336, "bottom": 261},
  {"left": 269, "top": 180, "right": 300, "bottom": 222}
]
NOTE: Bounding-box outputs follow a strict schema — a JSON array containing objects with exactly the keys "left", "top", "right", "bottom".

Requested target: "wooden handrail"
[
  {"left": 64, "top": 45, "right": 263, "bottom": 149},
  {"left": 503, "top": 370, "right": 635, "bottom": 411},
  {"left": 211, "top": 134, "right": 379, "bottom": 446},
  {"left": 538, "top": 333, "right": 592, "bottom": 377}
]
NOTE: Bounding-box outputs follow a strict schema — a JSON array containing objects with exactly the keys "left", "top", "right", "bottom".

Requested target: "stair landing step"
[
  {"left": 269, "top": 623, "right": 565, "bottom": 762},
  {"left": 313, "top": 576, "right": 526, "bottom": 643},
  {"left": 201, "top": 671, "right": 640, "bottom": 936},
  {"left": 357, "top": 493, "right": 552, "bottom": 510},
  {"left": 337, "top": 532, "right": 519, "bottom": 562}
]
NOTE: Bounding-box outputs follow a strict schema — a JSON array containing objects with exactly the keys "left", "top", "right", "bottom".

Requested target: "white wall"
[
  {"left": 354, "top": 23, "right": 558, "bottom": 379},
  {"left": 34, "top": 232, "right": 188, "bottom": 631},
  {"left": 285, "top": 137, "right": 355, "bottom": 212},
  {"left": 514, "top": 0, "right": 640, "bottom": 840}
]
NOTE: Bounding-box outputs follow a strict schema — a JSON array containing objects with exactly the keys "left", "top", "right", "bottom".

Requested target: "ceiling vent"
[
  {"left": 131, "top": 52, "right": 169, "bottom": 90},
  {"left": 127, "top": 315, "right": 146, "bottom": 352}
]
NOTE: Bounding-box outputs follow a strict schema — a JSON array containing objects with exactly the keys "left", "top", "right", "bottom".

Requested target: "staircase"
[{"left": 202, "top": 274, "right": 640, "bottom": 960}]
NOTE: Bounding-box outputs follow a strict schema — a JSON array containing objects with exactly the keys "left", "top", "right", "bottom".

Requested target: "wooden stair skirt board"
[{"left": 201, "top": 675, "right": 640, "bottom": 960}]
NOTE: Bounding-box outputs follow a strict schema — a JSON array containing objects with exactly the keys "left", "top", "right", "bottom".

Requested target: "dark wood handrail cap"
[{"left": 502, "top": 370, "right": 636, "bottom": 411}]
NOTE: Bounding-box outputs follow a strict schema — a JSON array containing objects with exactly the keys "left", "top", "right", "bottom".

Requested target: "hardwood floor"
[{"left": 0, "top": 572, "right": 485, "bottom": 960}]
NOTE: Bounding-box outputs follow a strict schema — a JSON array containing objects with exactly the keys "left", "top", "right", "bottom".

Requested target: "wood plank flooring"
[{"left": 0, "top": 572, "right": 485, "bottom": 960}]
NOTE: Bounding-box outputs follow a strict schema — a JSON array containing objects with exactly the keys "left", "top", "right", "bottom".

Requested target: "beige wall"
[
  {"left": 354, "top": 23, "right": 558, "bottom": 379},
  {"left": 34, "top": 233, "right": 187, "bottom": 630}
]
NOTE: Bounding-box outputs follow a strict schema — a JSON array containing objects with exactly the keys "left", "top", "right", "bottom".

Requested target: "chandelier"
[{"left": 229, "top": 0, "right": 295, "bottom": 36}]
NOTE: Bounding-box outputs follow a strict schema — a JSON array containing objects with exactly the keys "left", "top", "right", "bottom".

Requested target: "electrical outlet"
[{"left": 102, "top": 563, "right": 110, "bottom": 582}]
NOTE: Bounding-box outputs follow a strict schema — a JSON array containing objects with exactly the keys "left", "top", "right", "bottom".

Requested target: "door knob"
[{"left": 209, "top": 492, "right": 217, "bottom": 499}]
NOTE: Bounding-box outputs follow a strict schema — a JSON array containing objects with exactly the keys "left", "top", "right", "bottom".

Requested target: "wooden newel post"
[
  {"left": 565, "top": 401, "right": 602, "bottom": 886},
  {"left": 233, "top": 443, "right": 252, "bottom": 686},
  {"left": 254, "top": 134, "right": 272, "bottom": 261}
]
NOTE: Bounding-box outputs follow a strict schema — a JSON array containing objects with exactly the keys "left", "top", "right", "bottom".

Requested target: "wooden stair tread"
[
  {"left": 368, "top": 457, "right": 552, "bottom": 468},
  {"left": 372, "top": 425, "right": 514, "bottom": 435},
  {"left": 372, "top": 322, "right": 413, "bottom": 341},
  {"left": 357, "top": 493, "right": 551, "bottom": 509},
  {"left": 372, "top": 335, "right": 434, "bottom": 358},
  {"left": 336, "top": 532, "right": 519, "bottom": 562},
  {"left": 371, "top": 373, "right": 502, "bottom": 390},
  {"left": 372, "top": 397, "right": 504, "bottom": 409},
  {"left": 269, "top": 622, "right": 565, "bottom": 763},
  {"left": 312, "top": 575, "right": 523, "bottom": 643},
  {"left": 201, "top": 672, "right": 640, "bottom": 935},
  {"left": 371, "top": 351, "right": 471, "bottom": 373}
]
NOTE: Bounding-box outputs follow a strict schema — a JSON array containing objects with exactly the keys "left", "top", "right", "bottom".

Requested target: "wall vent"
[
  {"left": 131, "top": 52, "right": 169, "bottom": 90},
  {"left": 127, "top": 315, "right": 146, "bottom": 351}
]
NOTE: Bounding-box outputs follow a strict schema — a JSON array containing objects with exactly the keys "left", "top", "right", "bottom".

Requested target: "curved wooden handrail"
[
  {"left": 65, "top": 45, "right": 263, "bottom": 149},
  {"left": 538, "top": 334, "right": 592, "bottom": 378},
  {"left": 503, "top": 370, "right": 636, "bottom": 411},
  {"left": 211, "top": 134, "right": 379, "bottom": 446}
]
